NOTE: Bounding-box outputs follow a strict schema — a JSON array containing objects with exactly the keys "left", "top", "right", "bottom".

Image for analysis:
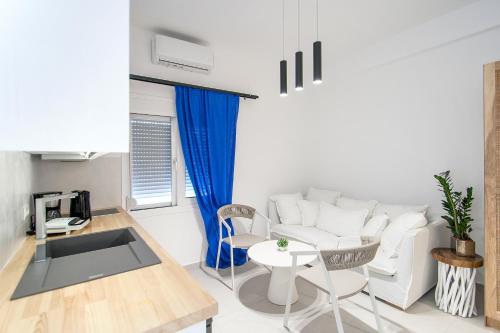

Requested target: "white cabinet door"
[{"left": 0, "top": 0, "right": 129, "bottom": 152}]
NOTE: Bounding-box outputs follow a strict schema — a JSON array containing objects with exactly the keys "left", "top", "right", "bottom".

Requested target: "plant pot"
[
  {"left": 277, "top": 247, "right": 287, "bottom": 252},
  {"left": 450, "top": 236, "right": 457, "bottom": 250},
  {"left": 455, "top": 239, "right": 475, "bottom": 257}
]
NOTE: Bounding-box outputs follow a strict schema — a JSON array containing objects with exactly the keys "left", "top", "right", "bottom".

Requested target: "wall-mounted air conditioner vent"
[{"left": 152, "top": 34, "right": 214, "bottom": 74}]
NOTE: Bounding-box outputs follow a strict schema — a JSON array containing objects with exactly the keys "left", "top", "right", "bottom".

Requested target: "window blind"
[{"left": 130, "top": 114, "right": 172, "bottom": 207}]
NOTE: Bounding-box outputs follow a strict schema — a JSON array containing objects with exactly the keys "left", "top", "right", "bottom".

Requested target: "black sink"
[
  {"left": 12, "top": 227, "right": 161, "bottom": 300},
  {"left": 46, "top": 228, "right": 136, "bottom": 258}
]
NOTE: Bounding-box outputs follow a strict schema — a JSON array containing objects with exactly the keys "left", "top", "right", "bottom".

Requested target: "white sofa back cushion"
[
  {"left": 271, "top": 193, "right": 303, "bottom": 225},
  {"left": 361, "top": 214, "right": 389, "bottom": 239},
  {"left": 336, "top": 197, "right": 378, "bottom": 219},
  {"left": 306, "top": 187, "right": 341, "bottom": 204},
  {"left": 381, "top": 212, "right": 428, "bottom": 258},
  {"left": 298, "top": 200, "right": 320, "bottom": 227},
  {"left": 373, "top": 203, "right": 428, "bottom": 220},
  {"left": 316, "top": 202, "right": 368, "bottom": 237}
]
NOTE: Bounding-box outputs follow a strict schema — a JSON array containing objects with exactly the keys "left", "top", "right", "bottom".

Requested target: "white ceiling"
[{"left": 131, "top": 0, "right": 478, "bottom": 57}]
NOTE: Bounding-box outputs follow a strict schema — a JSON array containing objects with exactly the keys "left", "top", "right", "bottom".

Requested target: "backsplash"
[
  {"left": 33, "top": 154, "right": 122, "bottom": 213},
  {"left": 0, "top": 152, "right": 34, "bottom": 269}
]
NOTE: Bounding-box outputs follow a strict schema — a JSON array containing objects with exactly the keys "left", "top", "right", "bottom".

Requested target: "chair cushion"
[
  {"left": 306, "top": 187, "right": 341, "bottom": 204},
  {"left": 367, "top": 249, "right": 397, "bottom": 276},
  {"left": 335, "top": 197, "right": 378, "bottom": 220},
  {"left": 316, "top": 202, "right": 368, "bottom": 237},
  {"left": 297, "top": 265, "right": 367, "bottom": 299},
  {"left": 298, "top": 200, "right": 320, "bottom": 227},
  {"left": 223, "top": 233, "right": 266, "bottom": 248},
  {"left": 271, "top": 193, "right": 303, "bottom": 225}
]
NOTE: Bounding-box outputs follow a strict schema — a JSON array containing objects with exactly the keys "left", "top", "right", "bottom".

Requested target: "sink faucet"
[{"left": 35, "top": 192, "right": 78, "bottom": 262}]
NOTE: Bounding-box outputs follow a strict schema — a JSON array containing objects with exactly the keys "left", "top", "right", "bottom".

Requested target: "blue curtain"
[{"left": 175, "top": 86, "right": 246, "bottom": 268}]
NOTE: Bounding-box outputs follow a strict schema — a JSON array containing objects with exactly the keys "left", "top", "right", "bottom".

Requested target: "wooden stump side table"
[{"left": 431, "top": 248, "right": 483, "bottom": 318}]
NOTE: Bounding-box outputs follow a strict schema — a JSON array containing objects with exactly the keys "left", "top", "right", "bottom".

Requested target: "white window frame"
[
  {"left": 126, "top": 83, "right": 196, "bottom": 211},
  {"left": 129, "top": 113, "right": 176, "bottom": 210},
  {"left": 174, "top": 125, "right": 197, "bottom": 207}
]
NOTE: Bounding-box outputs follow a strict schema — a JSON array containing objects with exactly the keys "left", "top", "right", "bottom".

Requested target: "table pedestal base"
[
  {"left": 435, "top": 262, "right": 477, "bottom": 317},
  {"left": 268, "top": 267, "right": 298, "bottom": 305}
]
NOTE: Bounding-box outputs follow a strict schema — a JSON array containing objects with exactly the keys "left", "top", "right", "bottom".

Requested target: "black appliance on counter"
[
  {"left": 29, "top": 191, "right": 63, "bottom": 233},
  {"left": 70, "top": 190, "right": 92, "bottom": 222}
]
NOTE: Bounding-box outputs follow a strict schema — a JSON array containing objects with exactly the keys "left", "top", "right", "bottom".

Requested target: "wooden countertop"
[{"left": 0, "top": 210, "right": 217, "bottom": 333}]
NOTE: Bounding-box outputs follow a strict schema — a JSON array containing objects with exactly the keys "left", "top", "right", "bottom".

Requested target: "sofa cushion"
[
  {"left": 368, "top": 249, "right": 397, "bottom": 276},
  {"left": 316, "top": 202, "right": 368, "bottom": 237},
  {"left": 306, "top": 187, "right": 341, "bottom": 204},
  {"left": 336, "top": 197, "right": 378, "bottom": 219},
  {"left": 271, "top": 193, "right": 303, "bottom": 225},
  {"left": 271, "top": 224, "right": 340, "bottom": 248},
  {"left": 361, "top": 214, "right": 389, "bottom": 239},
  {"left": 373, "top": 202, "right": 428, "bottom": 220},
  {"left": 336, "top": 236, "right": 364, "bottom": 249},
  {"left": 298, "top": 200, "right": 320, "bottom": 227},
  {"left": 381, "top": 212, "right": 428, "bottom": 258}
]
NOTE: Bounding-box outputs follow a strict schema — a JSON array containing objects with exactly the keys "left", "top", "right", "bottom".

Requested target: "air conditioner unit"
[{"left": 152, "top": 34, "right": 214, "bottom": 74}]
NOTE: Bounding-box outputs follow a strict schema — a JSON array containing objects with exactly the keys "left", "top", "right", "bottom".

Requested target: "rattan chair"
[
  {"left": 283, "top": 237, "right": 384, "bottom": 333},
  {"left": 216, "top": 204, "right": 271, "bottom": 290}
]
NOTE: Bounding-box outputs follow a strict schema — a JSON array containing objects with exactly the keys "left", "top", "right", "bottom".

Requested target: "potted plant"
[
  {"left": 277, "top": 238, "right": 289, "bottom": 252},
  {"left": 434, "top": 170, "right": 475, "bottom": 257}
]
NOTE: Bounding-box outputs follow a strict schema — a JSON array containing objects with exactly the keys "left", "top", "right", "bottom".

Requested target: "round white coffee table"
[{"left": 248, "top": 240, "right": 317, "bottom": 305}]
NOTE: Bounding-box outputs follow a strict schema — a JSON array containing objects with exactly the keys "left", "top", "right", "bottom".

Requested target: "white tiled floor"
[{"left": 187, "top": 264, "right": 496, "bottom": 333}]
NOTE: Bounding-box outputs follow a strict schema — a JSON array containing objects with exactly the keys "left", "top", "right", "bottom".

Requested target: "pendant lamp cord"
[
  {"left": 316, "top": 0, "right": 319, "bottom": 40},
  {"left": 297, "top": 0, "right": 301, "bottom": 50},
  {"left": 282, "top": 0, "right": 285, "bottom": 59}
]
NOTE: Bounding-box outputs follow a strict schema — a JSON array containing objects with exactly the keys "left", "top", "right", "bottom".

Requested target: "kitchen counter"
[{"left": 0, "top": 210, "right": 217, "bottom": 333}]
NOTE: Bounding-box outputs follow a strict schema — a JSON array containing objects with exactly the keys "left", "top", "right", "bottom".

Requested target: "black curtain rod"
[{"left": 129, "top": 74, "right": 259, "bottom": 100}]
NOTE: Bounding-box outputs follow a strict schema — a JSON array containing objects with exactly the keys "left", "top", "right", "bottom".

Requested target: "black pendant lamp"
[
  {"left": 313, "top": 0, "right": 322, "bottom": 84},
  {"left": 280, "top": 0, "right": 288, "bottom": 96},
  {"left": 295, "top": 0, "right": 303, "bottom": 91}
]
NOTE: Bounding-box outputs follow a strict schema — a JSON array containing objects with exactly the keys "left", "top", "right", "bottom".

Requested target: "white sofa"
[{"left": 268, "top": 194, "right": 447, "bottom": 310}]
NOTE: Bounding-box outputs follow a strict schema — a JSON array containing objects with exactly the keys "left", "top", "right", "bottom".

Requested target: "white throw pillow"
[
  {"left": 272, "top": 193, "right": 303, "bottom": 225},
  {"left": 373, "top": 203, "right": 428, "bottom": 220},
  {"left": 336, "top": 197, "right": 378, "bottom": 219},
  {"left": 361, "top": 214, "right": 389, "bottom": 239},
  {"left": 298, "top": 200, "right": 320, "bottom": 227},
  {"left": 306, "top": 187, "right": 341, "bottom": 204},
  {"left": 380, "top": 212, "right": 428, "bottom": 258},
  {"left": 316, "top": 202, "right": 368, "bottom": 237}
]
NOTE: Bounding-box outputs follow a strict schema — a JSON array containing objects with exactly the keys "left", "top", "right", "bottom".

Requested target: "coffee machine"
[{"left": 70, "top": 190, "right": 92, "bottom": 222}]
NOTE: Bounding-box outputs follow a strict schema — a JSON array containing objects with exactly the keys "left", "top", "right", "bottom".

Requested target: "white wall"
[
  {"left": 0, "top": 0, "right": 129, "bottom": 152},
  {"left": 305, "top": 0, "right": 500, "bottom": 282},
  {"left": 129, "top": 26, "right": 309, "bottom": 265},
  {"left": 0, "top": 152, "right": 34, "bottom": 269}
]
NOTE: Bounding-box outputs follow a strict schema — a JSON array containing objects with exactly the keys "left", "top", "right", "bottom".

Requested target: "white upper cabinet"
[{"left": 0, "top": 0, "right": 129, "bottom": 152}]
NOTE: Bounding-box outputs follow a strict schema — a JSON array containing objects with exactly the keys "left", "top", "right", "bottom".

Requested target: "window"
[
  {"left": 129, "top": 113, "right": 196, "bottom": 210},
  {"left": 130, "top": 114, "right": 173, "bottom": 209},
  {"left": 185, "top": 170, "right": 195, "bottom": 198}
]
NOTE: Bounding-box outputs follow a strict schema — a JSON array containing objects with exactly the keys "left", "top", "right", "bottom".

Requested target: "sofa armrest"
[{"left": 395, "top": 219, "right": 447, "bottom": 309}]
